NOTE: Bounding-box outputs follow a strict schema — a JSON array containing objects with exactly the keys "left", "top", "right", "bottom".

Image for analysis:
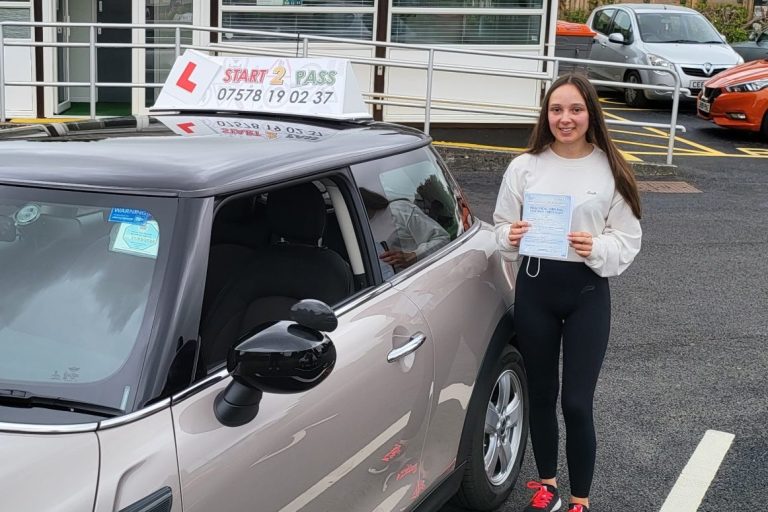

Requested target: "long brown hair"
[{"left": 528, "top": 73, "right": 642, "bottom": 219}]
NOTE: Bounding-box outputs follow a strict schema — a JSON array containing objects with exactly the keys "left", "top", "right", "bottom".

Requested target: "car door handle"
[{"left": 387, "top": 332, "right": 426, "bottom": 363}]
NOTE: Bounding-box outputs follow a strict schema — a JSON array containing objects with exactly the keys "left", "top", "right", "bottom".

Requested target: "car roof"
[
  {"left": 607, "top": 3, "right": 698, "bottom": 13},
  {"left": 0, "top": 114, "right": 430, "bottom": 198}
]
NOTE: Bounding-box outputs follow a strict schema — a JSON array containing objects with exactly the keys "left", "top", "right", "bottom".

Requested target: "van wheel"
[
  {"left": 624, "top": 71, "right": 648, "bottom": 107},
  {"left": 453, "top": 345, "right": 528, "bottom": 511}
]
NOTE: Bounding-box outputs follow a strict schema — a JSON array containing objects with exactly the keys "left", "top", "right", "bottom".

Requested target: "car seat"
[{"left": 199, "top": 182, "right": 354, "bottom": 371}]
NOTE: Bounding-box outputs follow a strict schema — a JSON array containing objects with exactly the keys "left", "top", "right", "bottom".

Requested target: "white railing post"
[
  {"left": 667, "top": 70, "right": 681, "bottom": 166},
  {"left": 89, "top": 25, "right": 96, "bottom": 119},
  {"left": 302, "top": 37, "right": 309, "bottom": 57},
  {"left": 424, "top": 48, "right": 434, "bottom": 136},
  {"left": 0, "top": 24, "right": 6, "bottom": 123},
  {"left": 175, "top": 26, "right": 181, "bottom": 58}
]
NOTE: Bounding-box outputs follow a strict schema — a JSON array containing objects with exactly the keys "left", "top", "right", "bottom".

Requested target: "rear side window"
[
  {"left": 352, "top": 147, "right": 471, "bottom": 279},
  {"left": 592, "top": 9, "right": 615, "bottom": 35}
]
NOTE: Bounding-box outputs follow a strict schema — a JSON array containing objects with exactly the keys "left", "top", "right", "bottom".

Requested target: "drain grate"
[{"left": 637, "top": 181, "right": 701, "bottom": 193}]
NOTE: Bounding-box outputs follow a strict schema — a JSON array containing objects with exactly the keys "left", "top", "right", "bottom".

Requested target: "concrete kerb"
[{"left": 433, "top": 145, "right": 678, "bottom": 178}]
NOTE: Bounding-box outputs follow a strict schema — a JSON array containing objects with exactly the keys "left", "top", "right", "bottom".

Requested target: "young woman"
[{"left": 493, "top": 73, "right": 642, "bottom": 512}]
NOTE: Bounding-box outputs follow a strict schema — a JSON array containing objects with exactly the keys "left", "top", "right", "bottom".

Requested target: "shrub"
[{"left": 694, "top": 1, "right": 749, "bottom": 42}]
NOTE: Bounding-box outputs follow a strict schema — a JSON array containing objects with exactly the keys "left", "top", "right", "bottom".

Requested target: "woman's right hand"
[{"left": 507, "top": 221, "right": 530, "bottom": 247}]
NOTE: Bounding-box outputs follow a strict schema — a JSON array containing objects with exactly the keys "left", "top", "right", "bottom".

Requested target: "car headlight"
[
  {"left": 725, "top": 79, "right": 768, "bottom": 92},
  {"left": 647, "top": 54, "right": 673, "bottom": 69}
]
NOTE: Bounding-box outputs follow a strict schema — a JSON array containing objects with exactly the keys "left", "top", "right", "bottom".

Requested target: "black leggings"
[{"left": 515, "top": 257, "right": 610, "bottom": 499}]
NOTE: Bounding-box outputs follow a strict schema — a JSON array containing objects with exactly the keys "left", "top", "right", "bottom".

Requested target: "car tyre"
[
  {"left": 761, "top": 109, "right": 768, "bottom": 139},
  {"left": 453, "top": 345, "right": 529, "bottom": 511},
  {"left": 624, "top": 71, "right": 648, "bottom": 108}
]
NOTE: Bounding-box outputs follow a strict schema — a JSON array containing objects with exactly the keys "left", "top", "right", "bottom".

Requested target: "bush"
[
  {"left": 693, "top": 2, "right": 749, "bottom": 42},
  {"left": 559, "top": 0, "right": 749, "bottom": 43}
]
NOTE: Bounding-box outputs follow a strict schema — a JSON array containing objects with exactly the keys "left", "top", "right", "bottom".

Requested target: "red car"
[{"left": 698, "top": 59, "right": 768, "bottom": 136}]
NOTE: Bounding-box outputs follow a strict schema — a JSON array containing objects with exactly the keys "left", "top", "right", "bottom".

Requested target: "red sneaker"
[{"left": 523, "top": 481, "right": 562, "bottom": 511}]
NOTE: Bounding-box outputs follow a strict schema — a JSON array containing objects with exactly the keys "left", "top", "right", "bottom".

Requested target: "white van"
[{"left": 585, "top": 4, "right": 744, "bottom": 106}]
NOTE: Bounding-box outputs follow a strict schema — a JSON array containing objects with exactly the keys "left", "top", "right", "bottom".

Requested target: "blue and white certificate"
[{"left": 519, "top": 193, "right": 573, "bottom": 260}]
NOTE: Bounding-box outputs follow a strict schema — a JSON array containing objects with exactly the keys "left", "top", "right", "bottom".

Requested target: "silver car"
[
  {"left": 0, "top": 112, "right": 527, "bottom": 512},
  {"left": 586, "top": 3, "right": 744, "bottom": 106}
]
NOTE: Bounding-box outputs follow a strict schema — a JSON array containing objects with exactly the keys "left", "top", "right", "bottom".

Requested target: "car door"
[
  {"left": 350, "top": 146, "right": 513, "bottom": 492},
  {"left": 588, "top": 7, "right": 617, "bottom": 80},
  {"left": 599, "top": 9, "right": 635, "bottom": 82},
  {"left": 172, "top": 175, "right": 435, "bottom": 512}
]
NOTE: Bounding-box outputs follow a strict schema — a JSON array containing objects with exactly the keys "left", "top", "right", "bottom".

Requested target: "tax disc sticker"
[
  {"left": 109, "top": 221, "right": 160, "bottom": 259},
  {"left": 15, "top": 204, "right": 41, "bottom": 225},
  {"left": 108, "top": 208, "right": 150, "bottom": 225}
]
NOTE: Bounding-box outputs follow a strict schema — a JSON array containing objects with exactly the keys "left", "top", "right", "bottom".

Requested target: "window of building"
[
  {"left": 221, "top": 0, "right": 375, "bottom": 41},
  {"left": 390, "top": 0, "right": 543, "bottom": 45},
  {"left": 0, "top": 3, "right": 32, "bottom": 40}
]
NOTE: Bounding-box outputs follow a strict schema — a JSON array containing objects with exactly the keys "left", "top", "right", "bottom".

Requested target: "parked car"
[
  {"left": 697, "top": 58, "right": 768, "bottom": 136},
  {"left": 0, "top": 53, "right": 528, "bottom": 512},
  {"left": 585, "top": 3, "right": 744, "bottom": 106},
  {"left": 730, "top": 27, "right": 768, "bottom": 62}
]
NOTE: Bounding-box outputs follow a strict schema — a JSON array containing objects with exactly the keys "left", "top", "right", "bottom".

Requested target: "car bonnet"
[
  {"left": 0, "top": 429, "right": 99, "bottom": 510},
  {"left": 641, "top": 42, "right": 741, "bottom": 66},
  {"left": 704, "top": 59, "right": 768, "bottom": 87}
]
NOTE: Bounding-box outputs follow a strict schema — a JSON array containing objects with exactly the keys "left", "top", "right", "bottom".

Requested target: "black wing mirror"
[{"left": 214, "top": 299, "right": 338, "bottom": 427}]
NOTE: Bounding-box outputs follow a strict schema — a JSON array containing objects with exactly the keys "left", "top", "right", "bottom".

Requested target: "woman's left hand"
[{"left": 568, "top": 231, "right": 594, "bottom": 257}]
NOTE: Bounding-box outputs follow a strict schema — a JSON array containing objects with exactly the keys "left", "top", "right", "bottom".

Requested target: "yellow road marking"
[
  {"left": 602, "top": 110, "right": 727, "bottom": 157},
  {"left": 9, "top": 118, "right": 81, "bottom": 124},
  {"left": 610, "top": 128, "right": 679, "bottom": 140},
  {"left": 737, "top": 147, "right": 768, "bottom": 157},
  {"left": 433, "top": 141, "right": 525, "bottom": 152},
  {"left": 619, "top": 150, "right": 642, "bottom": 162},
  {"left": 644, "top": 126, "right": 726, "bottom": 156},
  {"left": 610, "top": 139, "right": 707, "bottom": 154}
]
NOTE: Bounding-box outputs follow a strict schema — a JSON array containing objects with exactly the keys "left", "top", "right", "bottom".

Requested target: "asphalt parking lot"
[
  {"left": 438, "top": 103, "right": 768, "bottom": 511},
  {"left": 431, "top": 92, "right": 768, "bottom": 169}
]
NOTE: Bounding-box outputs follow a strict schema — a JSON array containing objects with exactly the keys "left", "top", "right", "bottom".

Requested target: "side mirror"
[
  {"left": 214, "top": 300, "right": 338, "bottom": 427},
  {"left": 608, "top": 32, "right": 626, "bottom": 45}
]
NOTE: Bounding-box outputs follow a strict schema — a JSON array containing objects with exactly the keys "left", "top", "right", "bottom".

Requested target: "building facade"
[{"left": 1, "top": 0, "right": 558, "bottom": 121}]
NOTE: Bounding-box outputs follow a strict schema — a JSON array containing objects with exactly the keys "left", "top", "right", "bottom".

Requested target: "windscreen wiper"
[
  {"left": 664, "top": 39, "right": 699, "bottom": 43},
  {"left": 0, "top": 388, "right": 123, "bottom": 418}
]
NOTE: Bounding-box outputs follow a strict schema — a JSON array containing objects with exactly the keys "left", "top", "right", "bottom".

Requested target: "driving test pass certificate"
[{"left": 519, "top": 193, "right": 573, "bottom": 260}]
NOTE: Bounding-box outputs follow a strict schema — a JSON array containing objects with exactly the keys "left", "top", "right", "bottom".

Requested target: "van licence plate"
[
  {"left": 690, "top": 80, "right": 704, "bottom": 90},
  {"left": 698, "top": 98, "right": 711, "bottom": 113}
]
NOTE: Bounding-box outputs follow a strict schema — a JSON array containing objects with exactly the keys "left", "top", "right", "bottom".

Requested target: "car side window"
[
  {"left": 351, "top": 146, "right": 471, "bottom": 280},
  {"left": 610, "top": 11, "right": 633, "bottom": 42},
  {"left": 592, "top": 9, "right": 615, "bottom": 36},
  {"left": 196, "top": 178, "right": 362, "bottom": 375}
]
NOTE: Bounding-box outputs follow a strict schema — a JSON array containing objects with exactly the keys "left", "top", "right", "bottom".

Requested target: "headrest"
[{"left": 267, "top": 183, "right": 326, "bottom": 244}]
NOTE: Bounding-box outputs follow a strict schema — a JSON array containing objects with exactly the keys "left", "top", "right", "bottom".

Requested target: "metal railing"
[{"left": 0, "top": 21, "right": 686, "bottom": 164}]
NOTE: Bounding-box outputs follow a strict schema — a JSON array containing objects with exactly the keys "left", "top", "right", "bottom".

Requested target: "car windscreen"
[
  {"left": 637, "top": 12, "right": 722, "bottom": 43},
  {"left": 0, "top": 185, "right": 175, "bottom": 416}
]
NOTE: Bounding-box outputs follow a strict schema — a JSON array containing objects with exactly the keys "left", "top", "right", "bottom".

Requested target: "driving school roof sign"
[{"left": 151, "top": 50, "right": 371, "bottom": 120}]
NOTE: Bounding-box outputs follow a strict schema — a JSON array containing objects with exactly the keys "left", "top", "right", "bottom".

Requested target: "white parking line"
[{"left": 659, "top": 430, "right": 735, "bottom": 512}]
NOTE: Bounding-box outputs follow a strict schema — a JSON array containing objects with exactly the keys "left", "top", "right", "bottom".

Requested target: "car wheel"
[
  {"left": 761, "top": 110, "right": 768, "bottom": 139},
  {"left": 453, "top": 345, "right": 528, "bottom": 511},
  {"left": 624, "top": 71, "right": 648, "bottom": 107}
]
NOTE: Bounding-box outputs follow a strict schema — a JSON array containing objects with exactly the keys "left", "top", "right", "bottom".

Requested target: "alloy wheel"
[{"left": 483, "top": 369, "right": 524, "bottom": 486}]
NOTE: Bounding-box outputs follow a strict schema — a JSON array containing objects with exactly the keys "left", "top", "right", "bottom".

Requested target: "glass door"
[
  {"left": 144, "top": 0, "right": 193, "bottom": 108},
  {"left": 55, "top": 0, "right": 71, "bottom": 114}
]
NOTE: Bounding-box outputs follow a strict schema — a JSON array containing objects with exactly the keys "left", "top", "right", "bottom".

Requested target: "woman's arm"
[{"left": 585, "top": 194, "right": 642, "bottom": 277}]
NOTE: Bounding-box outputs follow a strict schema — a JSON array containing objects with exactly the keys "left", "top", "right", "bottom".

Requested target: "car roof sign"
[{"left": 151, "top": 49, "right": 372, "bottom": 121}]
